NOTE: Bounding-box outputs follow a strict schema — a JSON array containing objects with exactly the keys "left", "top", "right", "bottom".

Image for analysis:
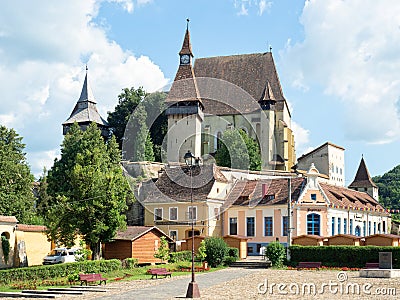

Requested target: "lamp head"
[{"left": 184, "top": 150, "right": 195, "bottom": 166}]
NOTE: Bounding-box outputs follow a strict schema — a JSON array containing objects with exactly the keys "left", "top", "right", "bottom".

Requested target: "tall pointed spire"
[
  {"left": 179, "top": 18, "right": 193, "bottom": 57},
  {"left": 78, "top": 66, "right": 96, "bottom": 103},
  {"left": 349, "top": 157, "right": 377, "bottom": 188}
]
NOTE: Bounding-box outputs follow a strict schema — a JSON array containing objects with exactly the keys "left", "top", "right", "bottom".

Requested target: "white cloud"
[
  {"left": 0, "top": 0, "right": 168, "bottom": 176},
  {"left": 292, "top": 121, "right": 311, "bottom": 157},
  {"left": 282, "top": 0, "right": 400, "bottom": 144},
  {"left": 27, "top": 149, "right": 60, "bottom": 179},
  {"left": 234, "top": 0, "right": 271, "bottom": 16},
  {"left": 258, "top": 0, "right": 272, "bottom": 16}
]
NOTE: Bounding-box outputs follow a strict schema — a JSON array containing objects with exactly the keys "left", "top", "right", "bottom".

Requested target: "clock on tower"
[{"left": 180, "top": 54, "right": 190, "bottom": 65}]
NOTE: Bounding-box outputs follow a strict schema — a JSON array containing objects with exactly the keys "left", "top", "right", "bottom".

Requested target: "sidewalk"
[{"left": 94, "top": 268, "right": 260, "bottom": 300}]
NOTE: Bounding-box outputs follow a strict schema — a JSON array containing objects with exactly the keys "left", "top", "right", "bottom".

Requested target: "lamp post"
[{"left": 184, "top": 150, "right": 200, "bottom": 298}]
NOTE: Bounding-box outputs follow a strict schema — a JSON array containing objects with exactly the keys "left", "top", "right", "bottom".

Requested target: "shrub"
[
  {"left": 196, "top": 240, "right": 207, "bottom": 262},
  {"left": 227, "top": 247, "right": 239, "bottom": 259},
  {"left": 223, "top": 256, "right": 237, "bottom": 266},
  {"left": 289, "top": 245, "right": 400, "bottom": 268},
  {"left": 0, "top": 259, "right": 122, "bottom": 284},
  {"left": 122, "top": 258, "right": 138, "bottom": 269},
  {"left": 204, "top": 237, "right": 228, "bottom": 267},
  {"left": 169, "top": 251, "right": 192, "bottom": 263},
  {"left": 265, "top": 242, "right": 286, "bottom": 267}
]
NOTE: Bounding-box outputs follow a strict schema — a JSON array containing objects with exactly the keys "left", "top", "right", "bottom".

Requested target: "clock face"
[{"left": 180, "top": 54, "right": 190, "bottom": 64}]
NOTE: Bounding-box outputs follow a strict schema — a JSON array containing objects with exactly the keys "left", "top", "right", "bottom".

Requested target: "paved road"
[{"left": 95, "top": 268, "right": 259, "bottom": 300}]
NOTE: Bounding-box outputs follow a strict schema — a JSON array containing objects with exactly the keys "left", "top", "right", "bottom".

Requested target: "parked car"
[{"left": 42, "top": 247, "right": 79, "bottom": 265}]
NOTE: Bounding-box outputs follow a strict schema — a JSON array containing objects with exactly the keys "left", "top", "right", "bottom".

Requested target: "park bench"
[
  {"left": 79, "top": 273, "right": 107, "bottom": 286},
  {"left": 364, "top": 262, "right": 379, "bottom": 269},
  {"left": 147, "top": 268, "right": 172, "bottom": 279},
  {"left": 296, "top": 262, "right": 321, "bottom": 270}
]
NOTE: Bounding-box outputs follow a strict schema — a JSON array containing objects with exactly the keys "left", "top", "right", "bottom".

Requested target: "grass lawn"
[{"left": 0, "top": 262, "right": 226, "bottom": 292}]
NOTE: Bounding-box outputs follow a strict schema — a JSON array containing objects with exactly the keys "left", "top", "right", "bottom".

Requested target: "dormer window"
[
  {"left": 265, "top": 194, "right": 275, "bottom": 201},
  {"left": 311, "top": 193, "right": 317, "bottom": 201}
]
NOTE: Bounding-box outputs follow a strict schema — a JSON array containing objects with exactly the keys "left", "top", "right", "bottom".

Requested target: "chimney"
[{"left": 262, "top": 183, "right": 267, "bottom": 197}]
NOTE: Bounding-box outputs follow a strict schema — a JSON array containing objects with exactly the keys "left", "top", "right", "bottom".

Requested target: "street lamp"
[{"left": 184, "top": 150, "right": 200, "bottom": 298}]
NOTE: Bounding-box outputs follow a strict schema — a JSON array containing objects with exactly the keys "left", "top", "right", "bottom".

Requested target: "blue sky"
[{"left": 1, "top": 0, "right": 400, "bottom": 184}]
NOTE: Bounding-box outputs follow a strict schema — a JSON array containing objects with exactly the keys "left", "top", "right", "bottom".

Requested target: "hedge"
[
  {"left": 169, "top": 251, "right": 192, "bottom": 263},
  {"left": 227, "top": 247, "right": 239, "bottom": 259},
  {"left": 0, "top": 259, "right": 122, "bottom": 284},
  {"left": 289, "top": 245, "right": 400, "bottom": 268}
]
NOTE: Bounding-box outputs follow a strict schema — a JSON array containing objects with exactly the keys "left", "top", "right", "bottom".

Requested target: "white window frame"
[
  {"left": 188, "top": 206, "right": 197, "bottom": 221},
  {"left": 169, "top": 207, "right": 178, "bottom": 221},
  {"left": 154, "top": 208, "right": 163, "bottom": 221},
  {"left": 169, "top": 230, "right": 178, "bottom": 240}
]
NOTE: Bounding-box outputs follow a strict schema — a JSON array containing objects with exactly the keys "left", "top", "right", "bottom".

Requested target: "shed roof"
[
  {"left": 0, "top": 216, "right": 18, "bottom": 223},
  {"left": 114, "top": 226, "right": 173, "bottom": 242}
]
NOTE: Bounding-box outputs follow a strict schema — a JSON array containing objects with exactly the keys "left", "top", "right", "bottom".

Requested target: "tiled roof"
[
  {"left": 364, "top": 234, "right": 400, "bottom": 240},
  {"left": 114, "top": 226, "right": 173, "bottom": 242},
  {"left": 320, "top": 183, "right": 386, "bottom": 212},
  {"left": 327, "top": 234, "right": 362, "bottom": 240},
  {"left": 63, "top": 72, "right": 109, "bottom": 127},
  {"left": 348, "top": 157, "right": 377, "bottom": 188},
  {"left": 17, "top": 224, "right": 46, "bottom": 232},
  {"left": 0, "top": 216, "right": 18, "bottom": 223},
  {"left": 232, "top": 177, "right": 306, "bottom": 207},
  {"left": 293, "top": 234, "right": 324, "bottom": 240},
  {"left": 143, "top": 164, "right": 227, "bottom": 203}
]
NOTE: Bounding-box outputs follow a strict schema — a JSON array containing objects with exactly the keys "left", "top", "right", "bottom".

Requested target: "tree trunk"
[{"left": 90, "top": 242, "right": 101, "bottom": 260}]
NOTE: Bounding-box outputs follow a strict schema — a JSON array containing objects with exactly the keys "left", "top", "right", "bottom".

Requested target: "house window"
[
  {"left": 282, "top": 216, "right": 288, "bottom": 236},
  {"left": 247, "top": 217, "right": 255, "bottom": 237},
  {"left": 169, "top": 230, "right": 177, "bottom": 240},
  {"left": 188, "top": 206, "right": 197, "bottom": 220},
  {"left": 383, "top": 221, "right": 386, "bottom": 233},
  {"left": 343, "top": 218, "right": 347, "bottom": 234},
  {"left": 214, "top": 207, "right": 220, "bottom": 220},
  {"left": 154, "top": 208, "right": 162, "bottom": 221},
  {"left": 311, "top": 194, "right": 317, "bottom": 201},
  {"left": 350, "top": 219, "right": 353, "bottom": 235},
  {"left": 368, "top": 221, "right": 371, "bottom": 235},
  {"left": 374, "top": 222, "right": 377, "bottom": 234},
  {"left": 307, "top": 213, "right": 320, "bottom": 235},
  {"left": 229, "top": 217, "right": 237, "bottom": 235},
  {"left": 338, "top": 218, "right": 341, "bottom": 234},
  {"left": 363, "top": 221, "right": 366, "bottom": 236},
  {"left": 355, "top": 226, "right": 361, "bottom": 237},
  {"left": 264, "top": 217, "right": 273, "bottom": 236},
  {"left": 378, "top": 223, "right": 381, "bottom": 233},
  {"left": 331, "top": 217, "right": 335, "bottom": 236},
  {"left": 169, "top": 207, "right": 178, "bottom": 221}
]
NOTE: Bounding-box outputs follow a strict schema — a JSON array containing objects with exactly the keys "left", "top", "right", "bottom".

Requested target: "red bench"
[
  {"left": 79, "top": 273, "right": 107, "bottom": 286},
  {"left": 365, "top": 262, "right": 379, "bottom": 269},
  {"left": 147, "top": 268, "right": 172, "bottom": 279},
  {"left": 297, "top": 262, "right": 321, "bottom": 270}
]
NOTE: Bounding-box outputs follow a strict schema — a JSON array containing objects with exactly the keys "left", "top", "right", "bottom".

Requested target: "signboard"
[{"left": 379, "top": 252, "right": 392, "bottom": 269}]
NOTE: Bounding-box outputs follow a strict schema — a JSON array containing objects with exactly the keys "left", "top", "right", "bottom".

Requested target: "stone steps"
[{"left": 230, "top": 260, "right": 272, "bottom": 268}]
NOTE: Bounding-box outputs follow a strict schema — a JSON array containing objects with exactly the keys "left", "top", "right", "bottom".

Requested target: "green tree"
[
  {"left": 204, "top": 237, "right": 228, "bottom": 267},
  {"left": 154, "top": 236, "right": 170, "bottom": 262},
  {"left": 45, "top": 123, "right": 129, "bottom": 259},
  {"left": 107, "top": 87, "right": 147, "bottom": 149},
  {"left": 0, "top": 125, "right": 36, "bottom": 223},
  {"left": 107, "top": 88, "right": 167, "bottom": 162},
  {"left": 196, "top": 240, "right": 207, "bottom": 263},
  {"left": 215, "top": 129, "right": 261, "bottom": 171},
  {"left": 1, "top": 235, "right": 10, "bottom": 263},
  {"left": 373, "top": 165, "right": 400, "bottom": 210}
]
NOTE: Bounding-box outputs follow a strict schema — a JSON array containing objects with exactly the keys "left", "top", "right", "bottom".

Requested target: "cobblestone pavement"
[{"left": 2, "top": 268, "right": 400, "bottom": 299}]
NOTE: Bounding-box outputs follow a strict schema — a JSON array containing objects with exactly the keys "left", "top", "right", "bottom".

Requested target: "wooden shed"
[
  {"left": 181, "top": 236, "right": 205, "bottom": 253},
  {"left": 326, "top": 234, "right": 362, "bottom": 246},
  {"left": 223, "top": 235, "right": 249, "bottom": 259},
  {"left": 103, "top": 226, "right": 173, "bottom": 264},
  {"left": 292, "top": 235, "right": 324, "bottom": 246},
  {"left": 364, "top": 234, "right": 400, "bottom": 246}
]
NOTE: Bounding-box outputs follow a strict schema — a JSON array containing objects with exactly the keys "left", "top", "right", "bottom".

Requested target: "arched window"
[
  {"left": 214, "top": 131, "right": 222, "bottom": 152},
  {"left": 355, "top": 226, "right": 361, "bottom": 237},
  {"left": 307, "top": 213, "right": 320, "bottom": 235}
]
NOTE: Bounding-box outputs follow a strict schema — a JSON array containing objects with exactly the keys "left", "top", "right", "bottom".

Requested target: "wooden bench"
[
  {"left": 365, "top": 262, "right": 379, "bottom": 269},
  {"left": 79, "top": 273, "right": 107, "bottom": 286},
  {"left": 147, "top": 268, "right": 172, "bottom": 279},
  {"left": 296, "top": 262, "right": 322, "bottom": 270}
]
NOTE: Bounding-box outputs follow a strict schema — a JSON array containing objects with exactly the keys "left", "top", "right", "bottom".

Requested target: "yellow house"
[{"left": 142, "top": 164, "right": 231, "bottom": 242}]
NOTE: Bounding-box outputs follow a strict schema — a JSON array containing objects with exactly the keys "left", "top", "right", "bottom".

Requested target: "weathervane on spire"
[
  {"left": 86, "top": 65, "right": 88, "bottom": 72},
  {"left": 186, "top": 18, "right": 190, "bottom": 30}
]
